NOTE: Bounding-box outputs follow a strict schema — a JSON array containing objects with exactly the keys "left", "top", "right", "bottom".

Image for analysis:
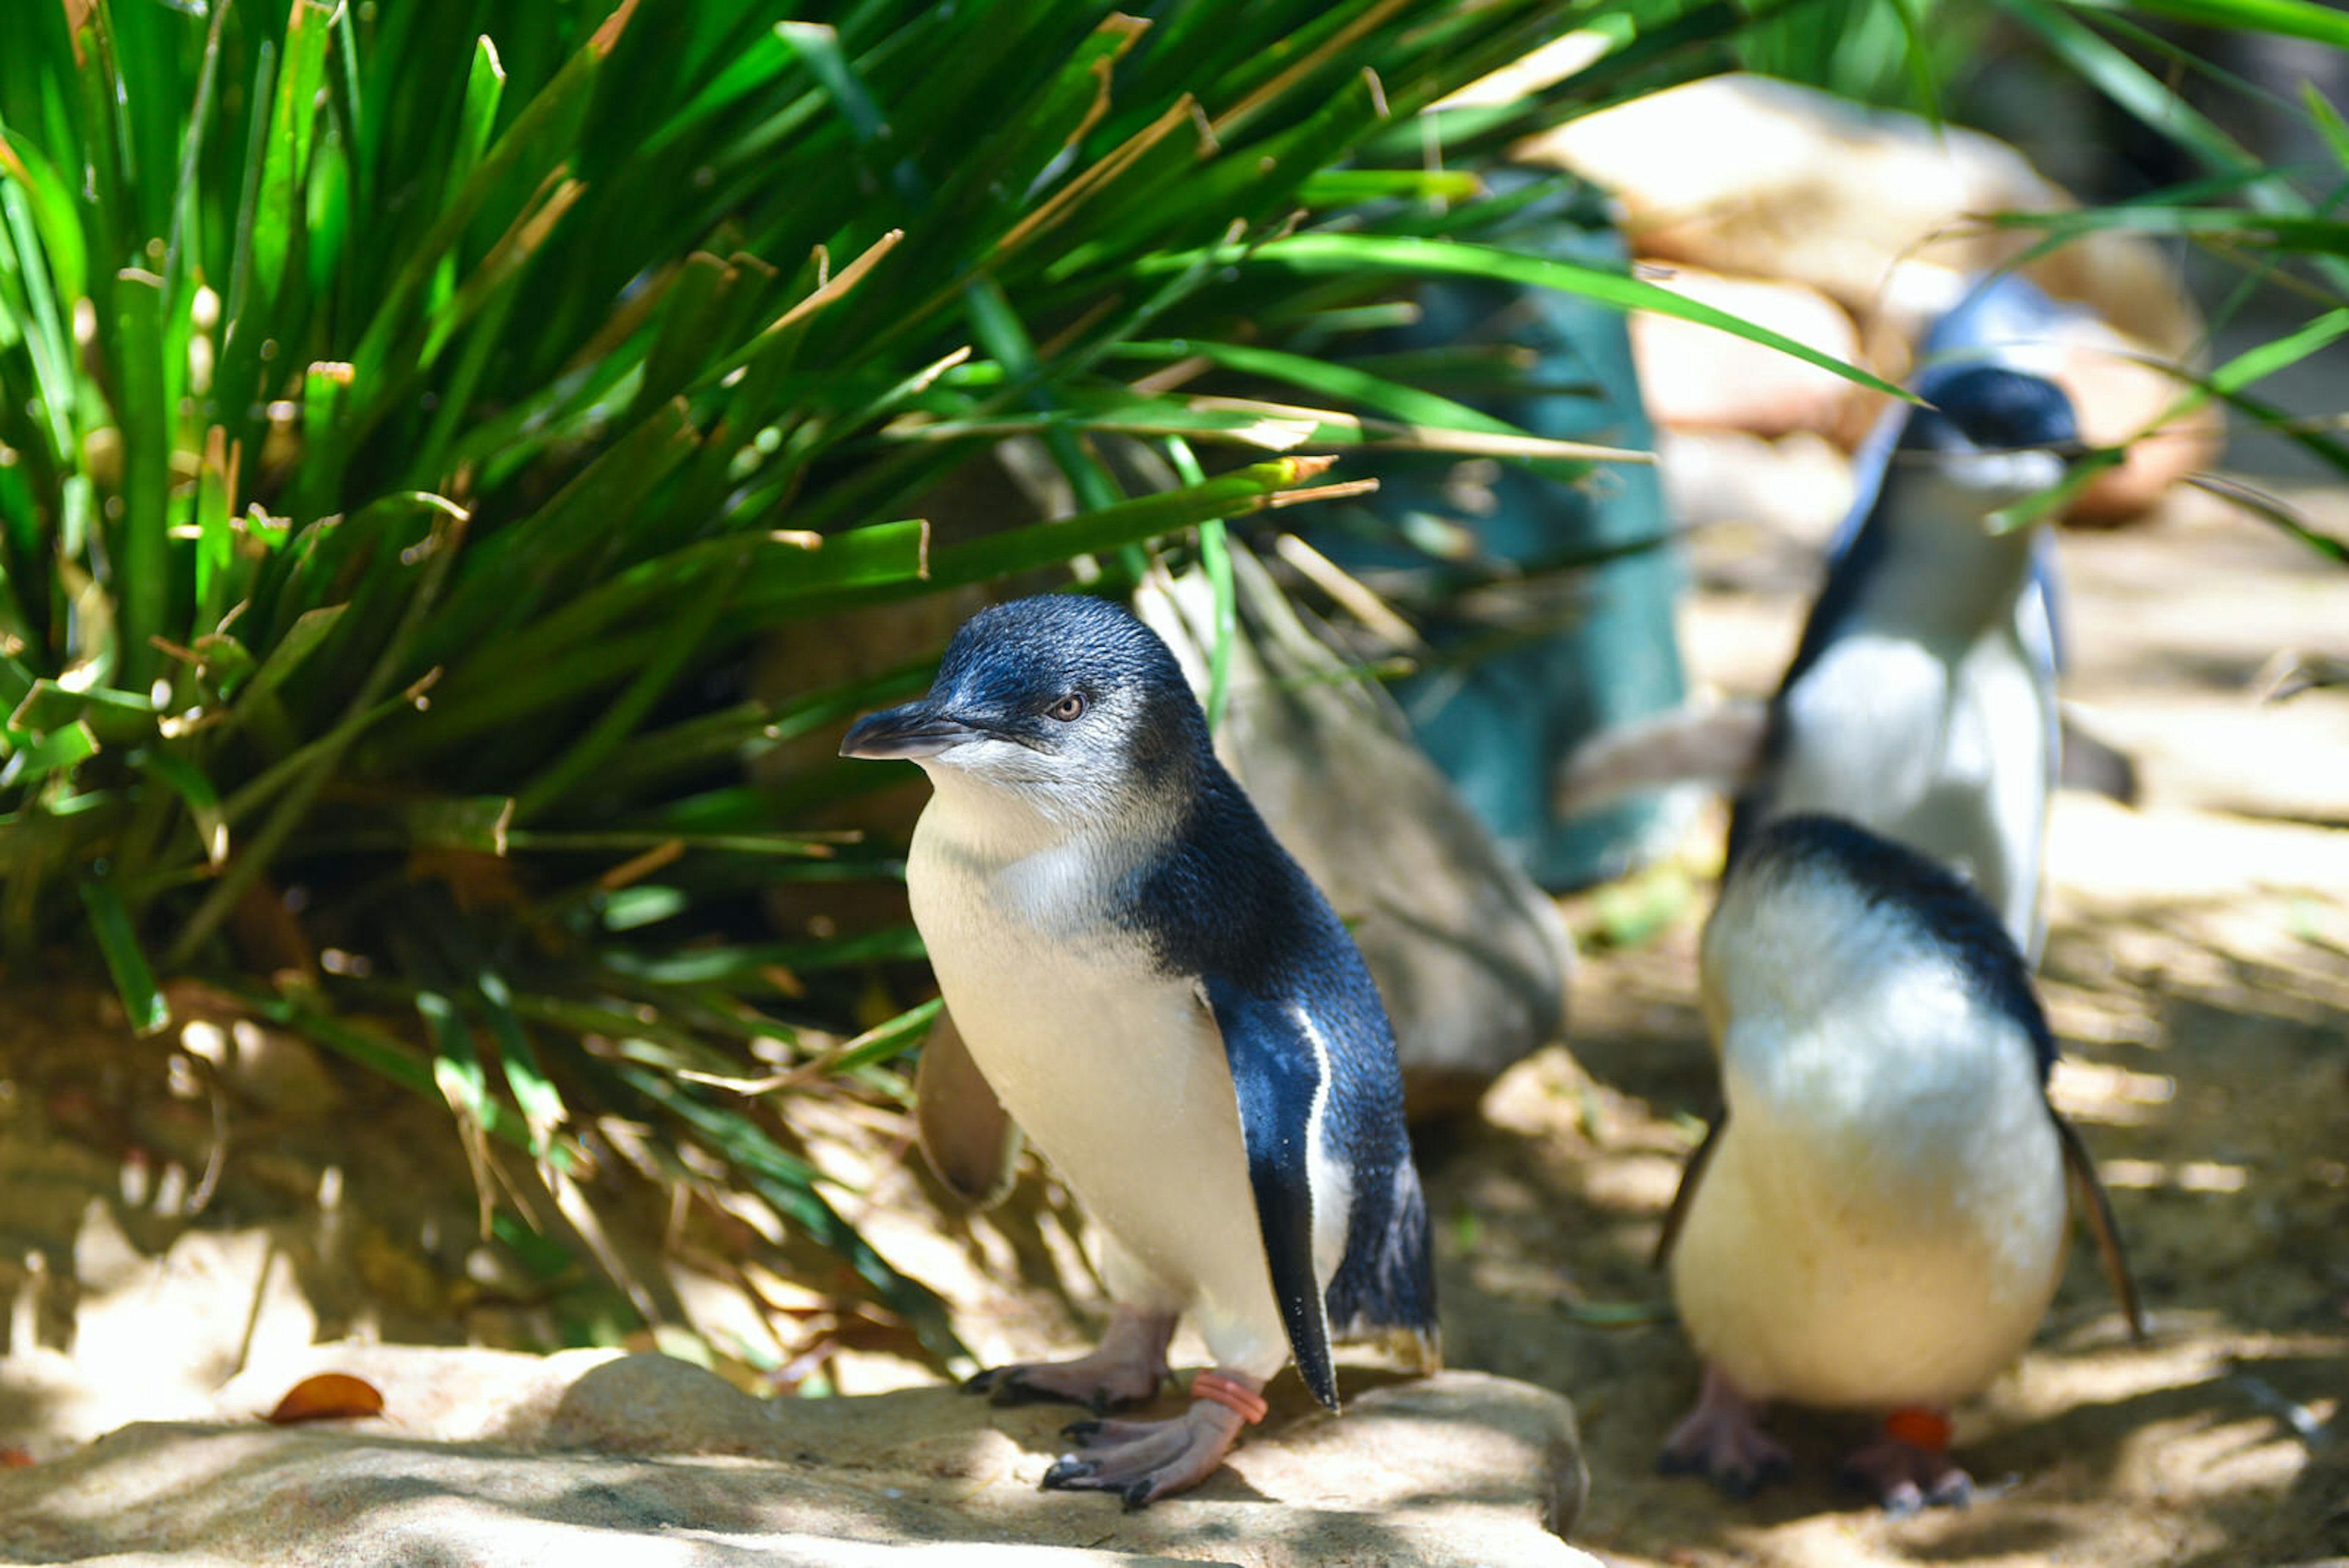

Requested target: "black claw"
[
  {"left": 1714, "top": 1467, "right": 1762, "bottom": 1501},
  {"left": 1120, "top": 1477, "right": 1157, "bottom": 1512},
  {"left": 1659, "top": 1452, "right": 1790, "bottom": 1499},
  {"left": 1041, "top": 1457, "right": 1097, "bottom": 1490},
  {"left": 1062, "top": 1419, "right": 1102, "bottom": 1443},
  {"left": 1844, "top": 1466, "right": 1927, "bottom": 1518},
  {"left": 962, "top": 1367, "right": 1009, "bottom": 1397},
  {"left": 987, "top": 1376, "right": 1071, "bottom": 1410}
]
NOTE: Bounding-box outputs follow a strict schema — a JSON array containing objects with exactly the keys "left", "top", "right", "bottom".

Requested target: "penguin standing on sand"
[
  {"left": 1656, "top": 814, "right": 2143, "bottom": 1513},
  {"left": 842, "top": 593, "right": 1438, "bottom": 1509},
  {"left": 1726, "top": 359, "right": 2085, "bottom": 960},
  {"left": 1558, "top": 295, "right": 2106, "bottom": 959}
]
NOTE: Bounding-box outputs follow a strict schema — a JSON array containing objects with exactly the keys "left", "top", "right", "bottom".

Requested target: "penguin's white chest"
[
  {"left": 1671, "top": 976, "right": 2068, "bottom": 1410},
  {"left": 1774, "top": 623, "right": 2050, "bottom": 951},
  {"left": 906, "top": 795, "right": 1288, "bottom": 1371}
]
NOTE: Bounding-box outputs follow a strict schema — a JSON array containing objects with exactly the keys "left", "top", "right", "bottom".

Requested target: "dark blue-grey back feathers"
[
  {"left": 1145, "top": 767, "right": 1437, "bottom": 1351},
  {"left": 1119, "top": 639, "right": 1438, "bottom": 1355}
]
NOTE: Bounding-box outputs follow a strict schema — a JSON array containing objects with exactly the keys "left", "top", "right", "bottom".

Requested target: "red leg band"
[
  {"left": 1885, "top": 1406, "right": 1954, "bottom": 1452},
  {"left": 1191, "top": 1370, "right": 1269, "bottom": 1425}
]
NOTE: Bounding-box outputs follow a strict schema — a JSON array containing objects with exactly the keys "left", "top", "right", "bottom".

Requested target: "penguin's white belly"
[
  {"left": 908, "top": 812, "right": 1288, "bottom": 1373},
  {"left": 1774, "top": 628, "right": 2049, "bottom": 949},
  {"left": 1671, "top": 1014, "right": 2068, "bottom": 1410}
]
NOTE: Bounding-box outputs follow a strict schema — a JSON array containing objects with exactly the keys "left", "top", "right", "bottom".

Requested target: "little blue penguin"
[
  {"left": 1726, "top": 359, "right": 2085, "bottom": 962},
  {"left": 841, "top": 592, "right": 1438, "bottom": 1508},
  {"left": 1656, "top": 813, "right": 2143, "bottom": 1513}
]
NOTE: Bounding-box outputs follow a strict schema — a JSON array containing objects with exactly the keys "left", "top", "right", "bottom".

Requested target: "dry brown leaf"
[{"left": 265, "top": 1372, "right": 385, "bottom": 1424}]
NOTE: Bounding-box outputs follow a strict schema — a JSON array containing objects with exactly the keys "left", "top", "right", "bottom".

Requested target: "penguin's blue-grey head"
[
  {"left": 1915, "top": 364, "right": 2082, "bottom": 455},
  {"left": 840, "top": 593, "right": 1208, "bottom": 808},
  {"left": 1918, "top": 272, "right": 2077, "bottom": 365},
  {"left": 1899, "top": 363, "right": 2085, "bottom": 511}
]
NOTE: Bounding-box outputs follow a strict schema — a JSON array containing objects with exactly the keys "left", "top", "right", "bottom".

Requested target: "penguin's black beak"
[{"left": 841, "top": 700, "right": 986, "bottom": 760}]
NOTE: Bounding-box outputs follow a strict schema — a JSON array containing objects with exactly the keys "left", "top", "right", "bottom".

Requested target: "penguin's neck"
[
  {"left": 916, "top": 765, "right": 1188, "bottom": 935},
  {"left": 1857, "top": 466, "right": 2046, "bottom": 645}
]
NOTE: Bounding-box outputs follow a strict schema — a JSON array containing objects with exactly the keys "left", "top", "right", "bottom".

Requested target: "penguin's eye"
[{"left": 1047, "top": 693, "right": 1086, "bottom": 722}]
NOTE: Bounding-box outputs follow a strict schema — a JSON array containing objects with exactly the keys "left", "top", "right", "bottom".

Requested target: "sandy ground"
[
  {"left": 1436, "top": 806, "right": 2349, "bottom": 1567},
  {"left": 1, "top": 484, "right": 2343, "bottom": 1564},
  {"left": 1429, "top": 485, "right": 2349, "bottom": 1567}
]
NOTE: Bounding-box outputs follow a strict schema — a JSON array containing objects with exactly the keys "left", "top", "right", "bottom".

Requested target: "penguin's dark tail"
[{"left": 1327, "top": 1156, "right": 1441, "bottom": 1371}]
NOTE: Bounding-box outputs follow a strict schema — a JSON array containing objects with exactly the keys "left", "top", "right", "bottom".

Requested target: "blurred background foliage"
[{"left": 1, "top": 0, "right": 2343, "bottom": 1369}]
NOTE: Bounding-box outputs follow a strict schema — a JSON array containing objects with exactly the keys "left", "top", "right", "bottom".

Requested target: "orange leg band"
[
  {"left": 1190, "top": 1370, "right": 1269, "bottom": 1425},
  {"left": 1884, "top": 1406, "right": 1954, "bottom": 1452}
]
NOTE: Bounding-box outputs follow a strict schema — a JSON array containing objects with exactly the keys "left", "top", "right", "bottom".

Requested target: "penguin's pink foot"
[
  {"left": 962, "top": 1306, "right": 1174, "bottom": 1413},
  {"left": 1043, "top": 1370, "right": 1264, "bottom": 1509},
  {"left": 1840, "top": 1408, "right": 1972, "bottom": 1516},
  {"left": 1659, "top": 1365, "right": 1794, "bottom": 1498}
]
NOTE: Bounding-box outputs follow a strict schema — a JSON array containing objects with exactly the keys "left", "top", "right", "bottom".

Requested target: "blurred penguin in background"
[
  {"left": 1564, "top": 275, "right": 2134, "bottom": 961},
  {"left": 1723, "top": 336, "right": 2084, "bottom": 959}
]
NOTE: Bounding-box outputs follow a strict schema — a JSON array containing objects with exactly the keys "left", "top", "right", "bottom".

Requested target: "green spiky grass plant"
[
  {"left": 8, "top": 0, "right": 2339, "bottom": 1369},
  {"left": 0, "top": 0, "right": 1907, "bottom": 1365},
  {"left": 1961, "top": 1, "right": 2349, "bottom": 560}
]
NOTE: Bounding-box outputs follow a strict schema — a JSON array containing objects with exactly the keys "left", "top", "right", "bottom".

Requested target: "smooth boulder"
[{"left": 0, "top": 1345, "right": 1595, "bottom": 1568}]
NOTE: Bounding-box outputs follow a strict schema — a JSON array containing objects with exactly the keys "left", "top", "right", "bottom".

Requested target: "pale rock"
[
  {"left": 2049, "top": 323, "right": 2225, "bottom": 525},
  {"left": 1630, "top": 268, "right": 1865, "bottom": 438},
  {"left": 1655, "top": 428, "right": 1858, "bottom": 547},
  {"left": 1521, "top": 75, "right": 2203, "bottom": 359},
  {"left": 0, "top": 1346, "right": 1596, "bottom": 1568}
]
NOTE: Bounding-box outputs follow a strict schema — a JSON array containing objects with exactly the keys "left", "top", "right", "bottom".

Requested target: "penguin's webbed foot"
[
  {"left": 963, "top": 1307, "right": 1175, "bottom": 1413},
  {"left": 1042, "top": 1397, "right": 1249, "bottom": 1509},
  {"left": 1658, "top": 1365, "right": 1794, "bottom": 1499},
  {"left": 1840, "top": 1410, "right": 1972, "bottom": 1517},
  {"left": 965, "top": 1360, "right": 1154, "bottom": 1413}
]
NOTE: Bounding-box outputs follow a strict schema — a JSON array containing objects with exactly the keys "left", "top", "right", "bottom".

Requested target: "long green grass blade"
[
  {"left": 78, "top": 874, "right": 168, "bottom": 1035},
  {"left": 1218, "top": 233, "right": 1914, "bottom": 398},
  {"left": 1162, "top": 436, "right": 1238, "bottom": 732},
  {"left": 2093, "top": 0, "right": 2349, "bottom": 48}
]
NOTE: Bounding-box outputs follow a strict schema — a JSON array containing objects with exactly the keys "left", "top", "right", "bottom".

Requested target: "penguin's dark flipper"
[
  {"left": 1653, "top": 1111, "right": 1727, "bottom": 1270},
  {"left": 2053, "top": 1110, "right": 2149, "bottom": 1342},
  {"left": 1201, "top": 975, "right": 1339, "bottom": 1412},
  {"left": 915, "top": 1006, "right": 1023, "bottom": 1209}
]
